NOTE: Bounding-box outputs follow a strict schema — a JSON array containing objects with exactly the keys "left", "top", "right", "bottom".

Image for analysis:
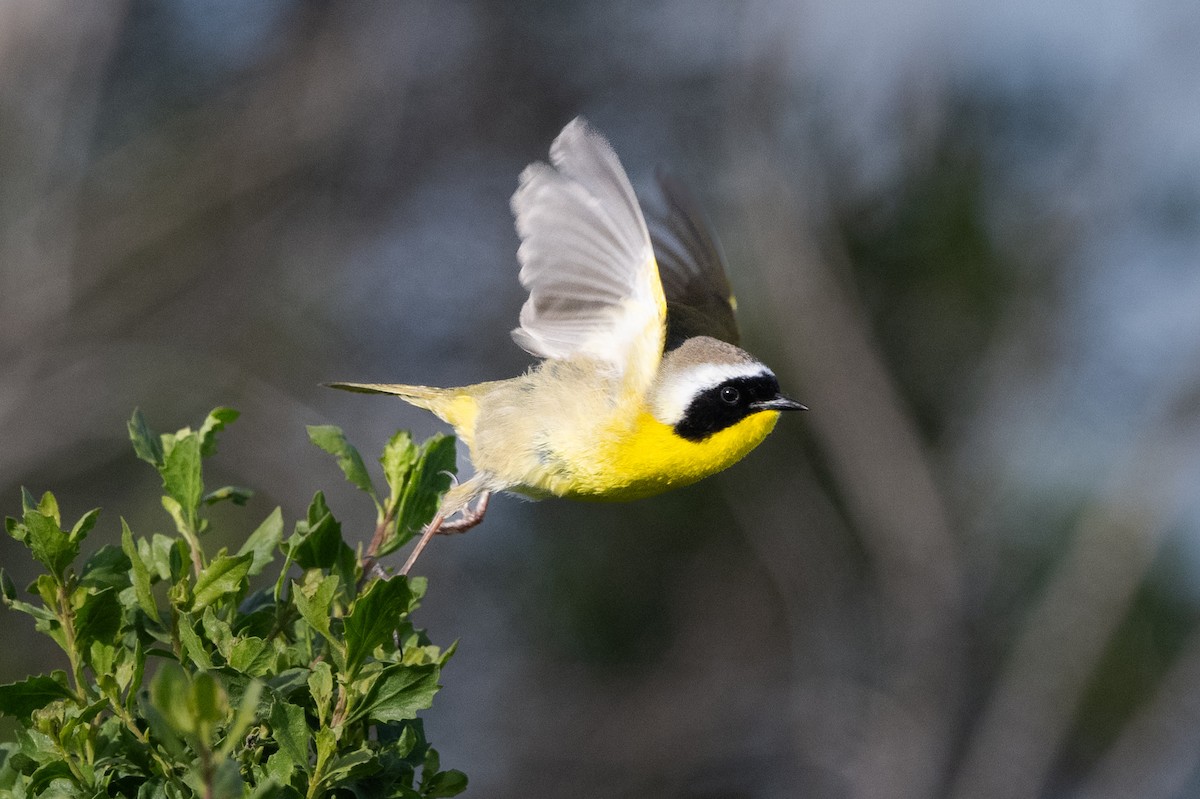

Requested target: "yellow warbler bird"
[{"left": 330, "top": 118, "right": 804, "bottom": 574}]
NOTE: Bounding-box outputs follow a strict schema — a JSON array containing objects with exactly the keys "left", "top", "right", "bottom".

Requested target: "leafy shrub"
[{"left": 0, "top": 408, "right": 465, "bottom": 798}]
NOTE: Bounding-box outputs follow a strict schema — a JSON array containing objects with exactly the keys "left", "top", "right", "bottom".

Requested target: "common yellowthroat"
[{"left": 331, "top": 118, "right": 804, "bottom": 574}]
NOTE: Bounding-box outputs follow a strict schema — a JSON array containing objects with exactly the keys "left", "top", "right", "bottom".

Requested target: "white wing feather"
[{"left": 510, "top": 118, "right": 666, "bottom": 393}]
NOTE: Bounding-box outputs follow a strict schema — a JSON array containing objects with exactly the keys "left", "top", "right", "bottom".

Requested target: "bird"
[{"left": 330, "top": 118, "right": 805, "bottom": 574}]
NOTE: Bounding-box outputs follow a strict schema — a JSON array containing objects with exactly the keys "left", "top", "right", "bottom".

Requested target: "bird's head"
[{"left": 650, "top": 336, "right": 806, "bottom": 441}]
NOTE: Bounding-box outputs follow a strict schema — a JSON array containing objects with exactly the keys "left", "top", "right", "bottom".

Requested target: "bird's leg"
[
  {"left": 397, "top": 483, "right": 490, "bottom": 576},
  {"left": 399, "top": 510, "right": 446, "bottom": 577},
  {"left": 436, "top": 491, "right": 491, "bottom": 535}
]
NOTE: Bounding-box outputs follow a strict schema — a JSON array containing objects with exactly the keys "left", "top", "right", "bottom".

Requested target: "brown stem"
[
  {"left": 359, "top": 506, "right": 396, "bottom": 583},
  {"left": 178, "top": 518, "right": 205, "bottom": 579},
  {"left": 56, "top": 582, "right": 89, "bottom": 700},
  {"left": 330, "top": 683, "right": 348, "bottom": 729},
  {"left": 200, "top": 746, "right": 214, "bottom": 799},
  {"left": 189, "top": 543, "right": 204, "bottom": 579}
]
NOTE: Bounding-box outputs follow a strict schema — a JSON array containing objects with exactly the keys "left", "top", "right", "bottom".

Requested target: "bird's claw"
[{"left": 437, "top": 491, "right": 491, "bottom": 535}]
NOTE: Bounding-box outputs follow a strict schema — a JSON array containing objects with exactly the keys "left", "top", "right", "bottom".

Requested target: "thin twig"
[
  {"left": 359, "top": 505, "right": 397, "bottom": 586},
  {"left": 365, "top": 511, "right": 393, "bottom": 564}
]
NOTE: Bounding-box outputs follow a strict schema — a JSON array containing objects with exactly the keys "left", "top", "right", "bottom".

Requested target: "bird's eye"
[{"left": 719, "top": 385, "right": 740, "bottom": 405}]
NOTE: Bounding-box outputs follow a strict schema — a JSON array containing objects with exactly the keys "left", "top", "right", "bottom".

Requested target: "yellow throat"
[{"left": 558, "top": 408, "right": 781, "bottom": 501}]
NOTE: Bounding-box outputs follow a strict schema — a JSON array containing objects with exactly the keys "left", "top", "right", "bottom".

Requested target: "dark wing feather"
[{"left": 646, "top": 171, "right": 740, "bottom": 348}]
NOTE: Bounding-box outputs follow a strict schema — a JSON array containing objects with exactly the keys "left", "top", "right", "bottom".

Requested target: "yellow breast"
[{"left": 548, "top": 408, "right": 781, "bottom": 501}]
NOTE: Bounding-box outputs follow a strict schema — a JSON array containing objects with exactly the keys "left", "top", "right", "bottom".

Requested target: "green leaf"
[
  {"left": 168, "top": 575, "right": 193, "bottom": 609},
  {"left": 219, "top": 680, "right": 262, "bottom": 758},
  {"left": 0, "top": 674, "right": 74, "bottom": 720},
  {"left": 238, "top": 508, "right": 283, "bottom": 578},
  {"left": 128, "top": 409, "right": 164, "bottom": 466},
  {"left": 307, "top": 662, "right": 333, "bottom": 727},
  {"left": 247, "top": 777, "right": 291, "bottom": 799},
  {"left": 112, "top": 640, "right": 140, "bottom": 693},
  {"left": 322, "top": 745, "right": 377, "bottom": 786},
  {"left": 68, "top": 507, "right": 100, "bottom": 544},
  {"left": 381, "top": 431, "right": 418, "bottom": 505},
  {"left": 161, "top": 497, "right": 190, "bottom": 545},
  {"left": 202, "top": 607, "right": 236, "bottom": 661},
  {"left": 149, "top": 663, "right": 194, "bottom": 736},
  {"left": 423, "top": 748, "right": 440, "bottom": 780},
  {"left": 425, "top": 769, "right": 469, "bottom": 797},
  {"left": 355, "top": 663, "right": 438, "bottom": 723},
  {"left": 31, "top": 490, "right": 60, "bottom": 525},
  {"left": 133, "top": 778, "right": 171, "bottom": 799},
  {"left": 27, "top": 760, "right": 76, "bottom": 795},
  {"left": 291, "top": 575, "right": 340, "bottom": 648},
  {"left": 18, "top": 487, "right": 37, "bottom": 517},
  {"left": 268, "top": 700, "right": 310, "bottom": 776},
  {"left": 192, "top": 671, "right": 228, "bottom": 727},
  {"left": 161, "top": 434, "right": 203, "bottom": 533},
  {"left": 308, "top": 425, "right": 377, "bottom": 499},
  {"left": 0, "top": 576, "right": 56, "bottom": 624},
  {"left": 203, "top": 485, "right": 254, "bottom": 506},
  {"left": 178, "top": 613, "right": 214, "bottom": 670},
  {"left": 143, "top": 533, "right": 188, "bottom": 583},
  {"left": 264, "top": 751, "right": 296, "bottom": 787},
  {"left": 192, "top": 552, "right": 254, "bottom": 612},
  {"left": 204, "top": 759, "right": 245, "bottom": 799},
  {"left": 287, "top": 493, "right": 354, "bottom": 574},
  {"left": 345, "top": 577, "right": 414, "bottom": 674},
  {"left": 386, "top": 434, "right": 456, "bottom": 556},
  {"left": 199, "top": 407, "right": 239, "bottom": 458},
  {"left": 79, "top": 543, "right": 131, "bottom": 590},
  {"left": 74, "top": 586, "right": 122, "bottom": 648},
  {"left": 88, "top": 641, "right": 116, "bottom": 681},
  {"left": 20, "top": 503, "right": 76, "bottom": 579},
  {"left": 267, "top": 668, "right": 310, "bottom": 703},
  {"left": 127, "top": 637, "right": 148, "bottom": 706},
  {"left": 380, "top": 722, "right": 419, "bottom": 758},
  {"left": 34, "top": 573, "right": 56, "bottom": 608},
  {"left": 236, "top": 588, "right": 279, "bottom": 639},
  {"left": 122, "top": 520, "right": 161, "bottom": 623},
  {"left": 230, "top": 637, "right": 275, "bottom": 677}
]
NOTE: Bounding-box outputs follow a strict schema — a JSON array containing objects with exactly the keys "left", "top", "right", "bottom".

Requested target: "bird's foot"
[{"left": 437, "top": 491, "right": 491, "bottom": 535}]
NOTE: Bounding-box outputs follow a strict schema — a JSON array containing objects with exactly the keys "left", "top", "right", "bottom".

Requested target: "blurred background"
[{"left": 3, "top": 1, "right": 1200, "bottom": 797}]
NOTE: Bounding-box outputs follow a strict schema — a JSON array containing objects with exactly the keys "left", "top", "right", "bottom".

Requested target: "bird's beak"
[{"left": 751, "top": 394, "right": 808, "bottom": 412}]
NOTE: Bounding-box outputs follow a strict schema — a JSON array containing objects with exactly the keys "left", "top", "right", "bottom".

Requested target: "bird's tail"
[{"left": 325, "top": 382, "right": 480, "bottom": 446}]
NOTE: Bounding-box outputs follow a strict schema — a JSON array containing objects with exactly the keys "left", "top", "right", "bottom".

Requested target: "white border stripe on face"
[{"left": 652, "top": 362, "right": 774, "bottom": 425}]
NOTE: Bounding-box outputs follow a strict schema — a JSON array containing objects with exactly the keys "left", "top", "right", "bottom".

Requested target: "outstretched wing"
[
  {"left": 511, "top": 118, "right": 666, "bottom": 395},
  {"left": 646, "top": 171, "right": 740, "bottom": 349}
]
